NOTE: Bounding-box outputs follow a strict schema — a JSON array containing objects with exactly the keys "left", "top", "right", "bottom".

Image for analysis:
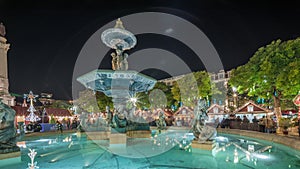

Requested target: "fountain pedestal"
[
  {"left": 191, "top": 140, "right": 215, "bottom": 150},
  {"left": 126, "top": 130, "right": 151, "bottom": 138},
  {"left": 109, "top": 133, "right": 127, "bottom": 155},
  {"left": 86, "top": 131, "right": 110, "bottom": 140}
]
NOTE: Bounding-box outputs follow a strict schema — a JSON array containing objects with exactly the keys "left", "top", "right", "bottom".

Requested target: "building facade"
[{"left": 0, "top": 22, "right": 15, "bottom": 106}]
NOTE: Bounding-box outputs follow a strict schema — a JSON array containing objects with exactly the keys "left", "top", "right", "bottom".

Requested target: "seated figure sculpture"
[
  {"left": 0, "top": 101, "right": 20, "bottom": 153},
  {"left": 156, "top": 111, "right": 167, "bottom": 132},
  {"left": 192, "top": 99, "right": 217, "bottom": 143}
]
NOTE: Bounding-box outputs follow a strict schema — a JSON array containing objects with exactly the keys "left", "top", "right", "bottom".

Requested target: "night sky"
[{"left": 1, "top": 0, "right": 300, "bottom": 100}]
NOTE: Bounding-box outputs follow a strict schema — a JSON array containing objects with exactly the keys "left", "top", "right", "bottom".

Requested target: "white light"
[
  {"left": 234, "top": 149, "right": 239, "bottom": 163},
  {"left": 232, "top": 86, "right": 237, "bottom": 92},
  {"left": 130, "top": 97, "right": 137, "bottom": 103},
  {"left": 215, "top": 136, "right": 229, "bottom": 142},
  {"left": 253, "top": 153, "right": 269, "bottom": 159}
]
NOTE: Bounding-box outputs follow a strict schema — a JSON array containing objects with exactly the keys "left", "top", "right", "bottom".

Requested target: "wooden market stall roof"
[
  {"left": 12, "top": 106, "right": 36, "bottom": 116},
  {"left": 162, "top": 109, "right": 173, "bottom": 117},
  {"left": 174, "top": 106, "right": 194, "bottom": 117},
  {"left": 45, "top": 108, "right": 72, "bottom": 117},
  {"left": 207, "top": 104, "right": 227, "bottom": 115},
  {"left": 11, "top": 106, "right": 72, "bottom": 117},
  {"left": 234, "top": 101, "right": 270, "bottom": 114}
]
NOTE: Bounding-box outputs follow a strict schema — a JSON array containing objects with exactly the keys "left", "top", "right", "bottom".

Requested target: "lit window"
[
  {"left": 213, "top": 107, "right": 219, "bottom": 114},
  {"left": 247, "top": 105, "right": 254, "bottom": 112}
]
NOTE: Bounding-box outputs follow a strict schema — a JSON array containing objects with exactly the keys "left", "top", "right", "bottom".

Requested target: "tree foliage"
[
  {"left": 47, "top": 100, "right": 72, "bottom": 109},
  {"left": 95, "top": 91, "right": 113, "bottom": 112},
  {"left": 229, "top": 38, "right": 300, "bottom": 116},
  {"left": 74, "top": 89, "right": 100, "bottom": 113},
  {"left": 171, "top": 71, "right": 218, "bottom": 107},
  {"left": 135, "top": 82, "right": 174, "bottom": 109}
]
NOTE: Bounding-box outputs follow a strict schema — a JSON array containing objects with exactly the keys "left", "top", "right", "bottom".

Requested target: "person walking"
[{"left": 56, "top": 120, "right": 63, "bottom": 133}]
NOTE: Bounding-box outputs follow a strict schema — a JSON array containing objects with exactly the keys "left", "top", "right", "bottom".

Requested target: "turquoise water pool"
[{"left": 1, "top": 131, "right": 300, "bottom": 169}]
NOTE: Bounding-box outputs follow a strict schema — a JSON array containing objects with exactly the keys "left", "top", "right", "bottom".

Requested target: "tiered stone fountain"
[{"left": 77, "top": 18, "right": 156, "bottom": 154}]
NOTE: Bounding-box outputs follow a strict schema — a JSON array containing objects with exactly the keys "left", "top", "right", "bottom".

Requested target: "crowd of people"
[
  {"left": 43, "top": 111, "right": 300, "bottom": 137},
  {"left": 220, "top": 115, "right": 277, "bottom": 133}
]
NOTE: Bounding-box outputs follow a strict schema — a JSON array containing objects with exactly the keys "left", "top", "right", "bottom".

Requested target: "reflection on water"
[{"left": 1, "top": 131, "right": 300, "bottom": 169}]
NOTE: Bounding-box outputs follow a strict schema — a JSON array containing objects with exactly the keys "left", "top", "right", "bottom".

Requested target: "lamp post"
[{"left": 232, "top": 86, "right": 238, "bottom": 110}]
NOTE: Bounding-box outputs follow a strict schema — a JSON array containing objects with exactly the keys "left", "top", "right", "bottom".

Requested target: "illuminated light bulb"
[
  {"left": 234, "top": 149, "right": 239, "bottom": 163},
  {"left": 226, "top": 155, "right": 229, "bottom": 162}
]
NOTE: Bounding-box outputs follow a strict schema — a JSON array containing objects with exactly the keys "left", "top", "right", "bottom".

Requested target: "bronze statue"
[
  {"left": 0, "top": 100, "right": 20, "bottom": 153},
  {"left": 192, "top": 99, "right": 216, "bottom": 143},
  {"left": 111, "top": 46, "right": 129, "bottom": 71},
  {"left": 156, "top": 110, "right": 167, "bottom": 133}
]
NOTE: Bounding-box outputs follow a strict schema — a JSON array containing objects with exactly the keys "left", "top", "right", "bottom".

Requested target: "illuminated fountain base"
[
  {"left": 86, "top": 131, "right": 110, "bottom": 140},
  {"left": 126, "top": 130, "right": 151, "bottom": 138},
  {"left": 191, "top": 140, "right": 215, "bottom": 151},
  {"left": 109, "top": 133, "right": 127, "bottom": 155}
]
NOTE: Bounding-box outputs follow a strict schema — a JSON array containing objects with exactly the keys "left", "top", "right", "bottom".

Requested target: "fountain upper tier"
[
  {"left": 77, "top": 69, "right": 156, "bottom": 98},
  {"left": 78, "top": 18, "right": 156, "bottom": 98},
  {"left": 101, "top": 18, "right": 137, "bottom": 51}
]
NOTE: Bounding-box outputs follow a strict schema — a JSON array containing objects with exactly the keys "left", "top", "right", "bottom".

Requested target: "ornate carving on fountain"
[
  {"left": 0, "top": 100, "right": 20, "bottom": 154},
  {"left": 192, "top": 99, "right": 217, "bottom": 143}
]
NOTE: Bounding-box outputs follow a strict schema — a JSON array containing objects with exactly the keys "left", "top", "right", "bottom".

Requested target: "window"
[
  {"left": 247, "top": 105, "right": 254, "bottom": 112},
  {"left": 213, "top": 107, "right": 219, "bottom": 114},
  {"left": 218, "top": 73, "right": 224, "bottom": 79},
  {"left": 182, "top": 109, "right": 186, "bottom": 115}
]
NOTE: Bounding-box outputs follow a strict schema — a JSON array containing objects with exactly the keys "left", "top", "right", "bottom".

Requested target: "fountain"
[
  {"left": 77, "top": 18, "right": 156, "bottom": 153},
  {"left": 0, "top": 99, "right": 21, "bottom": 165}
]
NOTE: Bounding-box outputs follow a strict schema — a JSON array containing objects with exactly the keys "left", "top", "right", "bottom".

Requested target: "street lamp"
[{"left": 232, "top": 86, "right": 238, "bottom": 109}]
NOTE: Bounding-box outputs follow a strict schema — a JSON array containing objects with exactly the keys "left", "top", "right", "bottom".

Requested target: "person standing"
[
  {"left": 56, "top": 120, "right": 63, "bottom": 133},
  {"left": 67, "top": 118, "right": 71, "bottom": 130},
  {"left": 258, "top": 116, "right": 266, "bottom": 132},
  {"left": 264, "top": 116, "right": 274, "bottom": 133}
]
